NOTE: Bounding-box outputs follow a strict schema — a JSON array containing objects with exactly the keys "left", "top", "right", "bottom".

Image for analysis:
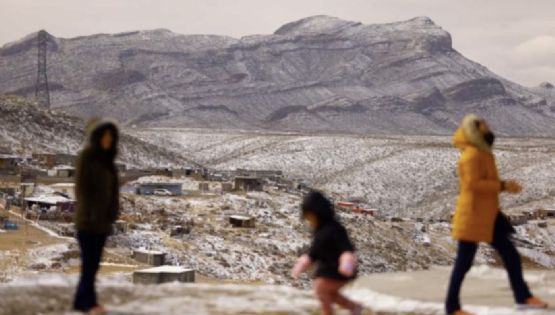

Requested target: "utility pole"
[{"left": 35, "top": 30, "right": 50, "bottom": 108}]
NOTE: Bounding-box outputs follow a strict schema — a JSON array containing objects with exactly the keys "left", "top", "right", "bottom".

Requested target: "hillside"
[
  {"left": 0, "top": 95, "right": 196, "bottom": 167},
  {"left": 1, "top": 16, "right": 555, "bottom": 135},
  {"left": 134, "top": 128, "right": 555, "bottom": 219}
]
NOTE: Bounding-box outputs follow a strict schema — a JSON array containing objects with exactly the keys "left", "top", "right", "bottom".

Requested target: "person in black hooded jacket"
[
  {"left": 291, "top": 191, "right": 363, "bottom": 315},
  {"left": 73, "top": 118, "right": 120, "bottom": 315}
]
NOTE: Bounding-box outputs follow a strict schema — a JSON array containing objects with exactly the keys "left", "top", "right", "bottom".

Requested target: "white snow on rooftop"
[
  {"left": 24, "top": 195, "right": 74, "bottom": 204},
  {"left": 137, "top": 266, "right": 194, "bottom": 273}
]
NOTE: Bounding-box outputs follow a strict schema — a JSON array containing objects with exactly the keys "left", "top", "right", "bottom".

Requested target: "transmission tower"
[{"left": 35, "top": 30, "right": 50, "bottom": 108}]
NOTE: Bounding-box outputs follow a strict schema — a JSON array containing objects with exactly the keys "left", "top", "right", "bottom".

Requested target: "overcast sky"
[{"left": 1, "top": 0, "right": 554, "bottom": 86}]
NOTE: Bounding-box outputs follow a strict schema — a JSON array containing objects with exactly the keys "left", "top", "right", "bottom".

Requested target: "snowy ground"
[
  {"left": 132, "top": 128, "right": 555, "bottom": 219},
  {"left": 1, "top": 267, "right": 554, "bottom": 315},
  {"left": 348, "top": 266, "right": 555, "bottom": 315}
]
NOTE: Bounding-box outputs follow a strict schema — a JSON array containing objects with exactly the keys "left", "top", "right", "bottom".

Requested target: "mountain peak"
[
  {"left": 407, "top": 16, "right": 436, "bottom": 25},
  {"left": 1, "top": 29, "right": 58, "bottom": 56},
  {"left": 274, "top": 15, "right": 443, "bottom": 36},
  {"left": 539, "top": 82, "right": 554, "bottom": 89},
  {"left": 274, "top": 15, "right": 359, "bottom": 35}
]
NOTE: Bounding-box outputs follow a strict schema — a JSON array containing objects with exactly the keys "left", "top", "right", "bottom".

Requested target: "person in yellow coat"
[{"left": 445, "top": 114, "right": 548, "bottom": 315}]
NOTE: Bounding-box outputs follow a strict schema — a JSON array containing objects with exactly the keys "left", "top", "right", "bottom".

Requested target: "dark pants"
[
  {"left": 73, "top": 231, "right": 107, "bottom": 312},
  {"left": 445, "top": 220, "right": 532, "bottom": 314}
]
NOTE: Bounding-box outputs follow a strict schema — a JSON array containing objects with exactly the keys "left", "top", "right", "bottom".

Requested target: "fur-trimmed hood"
[
  {"left": 83, "top": 118, "right": 120, "bottom": 159},
  {"left": 453, "top": 114, "right": 492, "bottom": 153}
]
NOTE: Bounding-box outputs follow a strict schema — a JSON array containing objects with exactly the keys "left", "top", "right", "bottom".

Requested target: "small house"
[
  {"left": 50, "top": 183, "right": 76, "bottom": 199},
  {"left": 116, "top": 163, "right": 127, "bottom": 172},
  {"left": 362, "top": 208, "right": 378, "bottom": 216},
  {"left": 0, "top": 155, "right": 19, "bottom": 173},
  {"left": 538, "top": 209, "right": 555, "bottom": 219},
  {"left": 198, "top": 182, "right": 210, "bottom": 192},
  {"left": 137, "top": 183, "right": 182, "bottom": 196},
  {"left": 120, "top": 184, "right": 138, "bottom": 194},
  {"left": 53, "top": 166, "right": 76, "bottom": 178},
  {"left": 522, "top": 210, "right": 541, "bottom": 220},
  {"left": 20, "top": 169, "right": 45, "bottom": 183},
  {"left": 149, "top": 168, "right": 172, "bottom": 177},
  {"left": 0, "top": 187, "right": 16, "bottom": 196},
  {"left": 229, "top": 215, "right": 255, "bottom": 228},
  {"left": 20, "top": 182, "right": 35, "bottom": 197},
  {"left": 24, "top": 195, "right": 75, "bottom": 213},
  {"left": 122, "top": 168, "right": 172, "bottom": 181},
  {"left": 221, "top": 182, "right": 234, "bottom": 192},
  {"left": 234, "top": 176, "right": 263, "bottom": 192},
  {"left": 132, "top": 249, "right": 166, "bottom": 266},
  {"left": 33, "top": 153, "right": 76, "bottom": 168},
  {"left": 171, "top": 168, "right": 194, "bottom": 178},
  {"left": 205, "top": 170, "right": 236, "bottom": 182},
  {"left": 133, "top": 266, "right": 194, "bottom": 285},
  {"left": 236, "top": 169, "right": 283, "bottom": 180},
  {"left": 508, "top": 213, "right": 528, "bottom": 226},
  {"left": 0, "top": 146, "right": 10, "bottom": 155}
]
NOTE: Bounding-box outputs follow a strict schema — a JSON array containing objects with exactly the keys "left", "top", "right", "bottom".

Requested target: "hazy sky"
[{"left": 1, "top": 0, "right": 554, "bottom": 86}]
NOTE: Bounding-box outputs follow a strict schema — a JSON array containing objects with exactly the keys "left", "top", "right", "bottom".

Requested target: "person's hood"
[
  {"left": 83, "top": 118, "right": 119, "bottom": 155},
  {"left": 453, "top": 114, "right": 491, "bottom": 153},
  {"left": 301, "top": 190, "right": 336, "bottom": 228}
]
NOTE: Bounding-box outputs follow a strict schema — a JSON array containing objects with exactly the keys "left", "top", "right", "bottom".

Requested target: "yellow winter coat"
[{"left": 452, "top": 115, "right": 502, "bottom": 243}]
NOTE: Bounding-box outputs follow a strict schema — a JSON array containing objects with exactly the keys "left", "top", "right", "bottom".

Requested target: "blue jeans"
[
  {"left": 445, "top": 218, "right": 532, "bottom": 314},
  {"left": 73, "top": 231, "right": 107, "bottom": 312}
]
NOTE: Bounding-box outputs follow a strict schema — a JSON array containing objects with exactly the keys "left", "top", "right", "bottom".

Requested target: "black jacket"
[
  {"left": 74, "top": 119, "right": 120, "bottom": 234},
  {"left": 308, "top": 220, "right": 356, "bottom": 281}
]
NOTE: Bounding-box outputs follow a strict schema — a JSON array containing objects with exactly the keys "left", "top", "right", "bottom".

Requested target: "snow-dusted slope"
[
  {"left": 134, "top": 129, "right": 555, "bottom": 218},
  {"left": 0, "top": 95, "right": 196, "bottom": 167},
  {"left": 1, "top": 16, "right": 554, "bottom": 135}
]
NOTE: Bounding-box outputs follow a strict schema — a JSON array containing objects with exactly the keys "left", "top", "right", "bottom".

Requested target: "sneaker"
[
  {"left": 517, "top": 297, "right": 548, "bottom": 310},
  {"left": 449, "top": 310, "right": 476, "bottom": 315},
  {"left": 351, "top": 304, "right": 363, "bottom": 315},
  {"left": 87, "top": 305, "right": 107, "bottom": 315}
]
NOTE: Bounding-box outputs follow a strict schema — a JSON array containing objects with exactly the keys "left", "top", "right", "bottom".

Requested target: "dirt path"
[
  {"left": 0, "top": 212, "right": 65, "bottom": 279},
  {"left": 0, "top": 213, "right": 62, "bottom": 251}
]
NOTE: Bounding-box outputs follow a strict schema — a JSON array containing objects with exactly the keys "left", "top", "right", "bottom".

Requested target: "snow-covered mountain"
[
  {"left": 1, "top": 16, "right": 555, "bottom": 135},
  {"left": 0, "top": 95, "right": 195, "bottom": 168}
]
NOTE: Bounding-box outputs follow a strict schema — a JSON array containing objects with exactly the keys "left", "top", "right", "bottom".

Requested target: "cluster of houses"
[
  {"left": 132, "top": 169, "right": 287, "bottom": 197},
  {"left": 333, "top": 200, "right": 555, "bottom": 226},
  {"left": 507, "top": 209, "right": 555, "bottom": 226},
  {"left": 4, "top": 152, "right": 555, "bottom": 228}
]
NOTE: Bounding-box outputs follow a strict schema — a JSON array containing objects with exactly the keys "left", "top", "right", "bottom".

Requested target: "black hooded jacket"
[
  {"left": 302, "top": 191, "right": 356, "bottom": 281},
  {"left": 74, "top": 119, "right": 120, "bottom": 234}
]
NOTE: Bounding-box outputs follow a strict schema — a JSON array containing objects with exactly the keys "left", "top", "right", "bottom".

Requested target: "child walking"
[
  {"left": 446, "top": 114, "right": 548, "bottom": 315},
  {"left": 291, "top": 191, "right": 363, "bottom": 315}
]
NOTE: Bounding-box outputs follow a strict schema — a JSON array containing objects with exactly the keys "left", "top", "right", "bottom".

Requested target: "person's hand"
[
  {"left": 291, "top": 255, "right": 311, "bottom": 279},
  {"left": 504, "top": 180, "right": 522, "bottom": 194},
  {"left": 338, "top": 252, "right": 357, "bottom": 277}
]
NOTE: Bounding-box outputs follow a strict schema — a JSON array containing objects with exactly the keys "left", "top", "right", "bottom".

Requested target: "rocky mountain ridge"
[{"left": 1, "top": 16, "right": 554, "bottom": 135}]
